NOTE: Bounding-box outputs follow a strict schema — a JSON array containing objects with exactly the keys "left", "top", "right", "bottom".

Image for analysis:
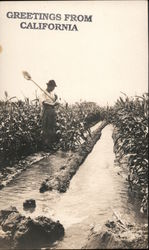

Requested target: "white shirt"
[{"left": 39, "top": 90, "right": 57, "bottom": 107}]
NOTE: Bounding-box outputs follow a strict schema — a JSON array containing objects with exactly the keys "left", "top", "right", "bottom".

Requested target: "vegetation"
[
  {"left": 56, "top": 101, "right": 105, "bottom": 151},
  {"left": 0, "top": 95, "right": 104, "bottom": 167},
  {"left": 110, "top": 93, "right": 148, "bottom": 214},
  {"left": 0, "top": 98, "right": 42, "bottom": 167},
  {"left": 0, "top": 91, "right": 148, "bottom": 215}
]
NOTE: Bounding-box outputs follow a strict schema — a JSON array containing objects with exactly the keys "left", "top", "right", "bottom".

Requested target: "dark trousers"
[{"left": 42, "top": 105, "right": 56, "bottom": 148}]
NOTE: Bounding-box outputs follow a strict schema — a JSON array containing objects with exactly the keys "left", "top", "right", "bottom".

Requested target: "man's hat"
[{"left": 46, "top": 80, "right": 57, "bottom": 87}]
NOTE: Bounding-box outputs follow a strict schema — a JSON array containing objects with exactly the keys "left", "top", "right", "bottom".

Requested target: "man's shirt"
[{"left": 39, "top": 90, "right": 57, "bottom": 108}]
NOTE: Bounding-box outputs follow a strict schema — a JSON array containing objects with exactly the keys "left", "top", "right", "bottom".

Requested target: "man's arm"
[
  {"left": 43, "top": 100, "right": 58, "bottom": 106},
  {"left": 43, "top": 94, "right": 59, "bottom": 106}
]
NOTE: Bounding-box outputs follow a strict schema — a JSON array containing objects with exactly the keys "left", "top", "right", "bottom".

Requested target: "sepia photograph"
[{"left": 0, "top": 0, "right": 148, "bottom": 249}]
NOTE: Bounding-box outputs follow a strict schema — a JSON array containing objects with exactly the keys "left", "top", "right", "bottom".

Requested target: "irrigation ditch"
[
  {"left": 0, "top": 121, "right": 106, "bottom": 191},
  {"left": 0, "top": 121, "right": 148, "bottom": 249}
]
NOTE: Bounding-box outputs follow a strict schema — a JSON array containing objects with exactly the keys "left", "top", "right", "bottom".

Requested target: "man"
[{"left": 40, "top": 80, "right": 58, "bottom": 151}]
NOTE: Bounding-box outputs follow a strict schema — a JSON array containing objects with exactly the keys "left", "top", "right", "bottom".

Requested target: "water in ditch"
[{"left": 0, "top": 125, "right": 146, "bottom": 249}]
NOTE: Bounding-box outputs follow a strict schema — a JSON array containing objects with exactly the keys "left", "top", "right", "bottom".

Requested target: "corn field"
[
  {"left": 0, "top": 97, "right": 105, "bottom": 168},
  {"left": 0, "top": 98, "right": 42, "bottom": 167},
  {"left": 0, "top": 92, "right": 148, "bottom": 214},
  {"left": 110, "top": 93, "right": 148, "bottom": 214},
  {"left": 56, "top": 101, "right": 105, "bottom": 151}
]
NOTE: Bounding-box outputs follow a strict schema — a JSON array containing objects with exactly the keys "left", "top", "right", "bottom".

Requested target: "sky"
[{"left": 0, "top": 1, "right": 148, "bottom": 106}]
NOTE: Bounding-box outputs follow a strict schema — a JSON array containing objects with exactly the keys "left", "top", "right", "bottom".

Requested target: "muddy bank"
[
  {"left": 0, "top": 206, "right": 64, "bottom": 250},
  {"left": 39, "top": 121, "right": 107, "bottom": 193},
  {"left": 0, "top": 152, "right": 50, "bottom": 190},
  {"left": 82, "top": 214, "right": 148, "bottom": 249}
]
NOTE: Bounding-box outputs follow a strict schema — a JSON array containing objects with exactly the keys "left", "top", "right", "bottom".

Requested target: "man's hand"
[
  {"left": 54, "top": 94, "right": 58, "bottom": 101},
  {"left": 42, "top": 100, "right": 59, "bottom": 107}
]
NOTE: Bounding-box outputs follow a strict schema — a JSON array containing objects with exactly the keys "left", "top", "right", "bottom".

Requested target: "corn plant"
[
  {"left": 55, "top": 103, "right": 91, "bottom": 151},
  {"left": 55, "top": 101, "right": 105, "bottom": 151},
  {"left": 0, "top": 96, "right": 104, "bottom": 167},
  {"left": 0, "top": 99, "right": 42, "bottom": 167},
  {"left": 111, "top": 93, "right": 148, "bottom": 214}
]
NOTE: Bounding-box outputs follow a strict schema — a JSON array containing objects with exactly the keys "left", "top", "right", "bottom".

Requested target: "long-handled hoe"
[
  {"left": 22, "top": 71, "right": 70, "bottom": 114},
  {"left": 22, "top": 71, "right": 55, "bottom": 101}
]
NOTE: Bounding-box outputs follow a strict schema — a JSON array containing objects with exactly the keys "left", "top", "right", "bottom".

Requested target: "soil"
[
  {"left": 0, "top": 206, "right": 64, "bottom": 249},
  {"left": 82, "top": 214, "right": 148, "bottom": 249}
]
